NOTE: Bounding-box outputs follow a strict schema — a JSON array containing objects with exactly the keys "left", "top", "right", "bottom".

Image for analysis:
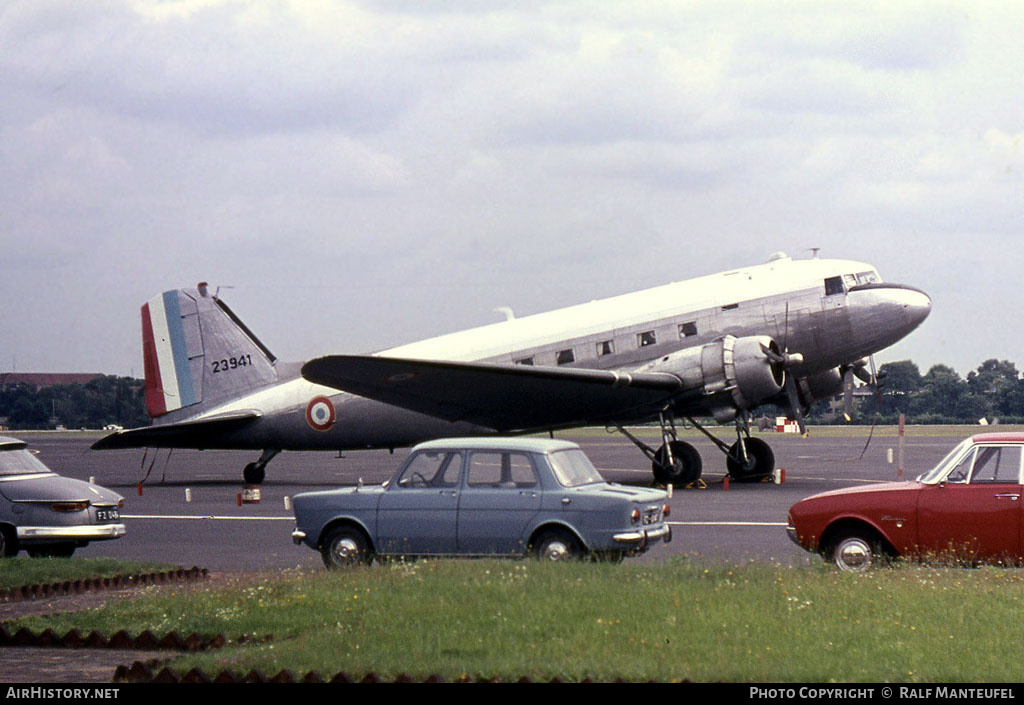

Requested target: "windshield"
[
  {"left": 548, "top": 449, "right": 605, "bottom": 488},
  {"left": 918, "top": 438, "right": 973, "bottom": 483},
  {"left": 0, "top": 449, "right": 53, "bottom": 477}
]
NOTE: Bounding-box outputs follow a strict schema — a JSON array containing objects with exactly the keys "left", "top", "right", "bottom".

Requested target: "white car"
[{"left": 0, "top": 436, "right": 125, "bottom": 557}]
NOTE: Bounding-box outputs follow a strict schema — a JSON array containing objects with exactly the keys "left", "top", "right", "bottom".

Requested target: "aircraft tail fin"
[{"left": 142, "top": 284, "right": 278, "bottom": 418}]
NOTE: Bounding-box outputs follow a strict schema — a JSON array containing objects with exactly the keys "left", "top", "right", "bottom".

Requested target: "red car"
[{"left": 788, "top": 433, "right": 1024, "bottom": 571}]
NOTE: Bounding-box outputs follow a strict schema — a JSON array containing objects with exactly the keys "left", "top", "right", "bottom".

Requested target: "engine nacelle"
[
  {"left": 637, "top": 335, "right": 785, "bottom": 422},
  {"left": 801, "top": 368, "right": 845, "bottom": 403}
]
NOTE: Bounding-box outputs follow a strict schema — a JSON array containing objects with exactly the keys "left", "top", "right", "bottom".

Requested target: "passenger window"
[
  {"left": 468, "top": 452, "right": 537, "bottom": 488},
  {"left": 514, "top": 357, "right": 534, "bottom": 366},
  {"left": 637, "top": 331, "right": 657, "bottom": 347},
  {"left": 824, "top": 276, "right": 845, "bottom": 297},
  {"left": 597, "top": 340, "right": 614, "bottom": 356},
  {"left": 679, "top": 322, "right": 698, "bottom": 338},
  {"left": 969, "top": 447, "right": 1022, "bottom": 484},
  {"left": 397, "top": 451, "right": 463, "bottom": 488},
  {"left": 556, "top": 349, "right": 575, "bottom": 365}
]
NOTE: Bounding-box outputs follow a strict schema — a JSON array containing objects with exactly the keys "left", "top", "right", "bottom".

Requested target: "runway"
[{"left": 11, "top": 428, "right": 972, "bottom": 571}]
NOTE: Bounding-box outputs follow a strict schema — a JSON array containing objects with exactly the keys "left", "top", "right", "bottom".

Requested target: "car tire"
[
  {"left": 0, "top": 527, "right": 16, "bottom": 557},
  {"left": 533, "top": 529, "right": 582, "bottom": 561},
  {"left": 320, "top": 527, "right": 372, "bottom": 569},
  {"left": 830, "top": 533, "right": 879, "bottom": 572},
  {"left": 27, "top": 544, "right": 76, "bottom": 558}
]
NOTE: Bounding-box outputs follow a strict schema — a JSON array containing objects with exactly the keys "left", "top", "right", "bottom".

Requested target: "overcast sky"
[{"left": 2, "top": 0, "right": 1021, "bottom": 380}]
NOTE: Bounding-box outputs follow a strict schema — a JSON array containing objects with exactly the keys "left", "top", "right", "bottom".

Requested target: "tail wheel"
[
  {"left": 320, "top": 527, "right": 372, "bottom": 569},
  {"left": 243, "top": 463, "right": 266, "bottom": 484},
  {"left": 652, "top": 441, "right": 702, "bottom": 487},
  {"left": 533, "top": 529, "right": 582, "bottom": 561},
  {"left": 726, "top": 437, "right": 775, "bottom": 482}
]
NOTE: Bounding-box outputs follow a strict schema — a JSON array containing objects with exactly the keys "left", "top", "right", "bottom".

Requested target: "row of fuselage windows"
[
  {"left": 514, "top": 320, "right": 701, "bottom": 367},
  {"left": 511, "top": 271, "right": 882, "bottom": 367}
]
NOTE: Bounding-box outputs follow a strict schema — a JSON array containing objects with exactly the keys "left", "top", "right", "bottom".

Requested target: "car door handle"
[
  {"left": 995, "top": 493, "right": 1020, "bottom": 500},
  {"left": 561, "top": 497, "right": 571, "bottom": 505}
]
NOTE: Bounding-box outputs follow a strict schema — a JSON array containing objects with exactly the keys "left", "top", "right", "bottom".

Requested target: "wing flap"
[
  {"left": 90, "top": 410, "right": 262, "bottom": 450},
  {"left": 301, "top": 356, "right": 684, "bottom": 432}
]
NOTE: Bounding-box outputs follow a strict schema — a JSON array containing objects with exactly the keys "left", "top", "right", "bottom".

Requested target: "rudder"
[{"left": 141, "top": 284, "right": 278, "bottom": 418}]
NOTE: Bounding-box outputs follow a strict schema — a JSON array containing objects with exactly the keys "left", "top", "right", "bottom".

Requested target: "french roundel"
[{"left": 305, "top": 396, "right": 336, "bottom": 432}]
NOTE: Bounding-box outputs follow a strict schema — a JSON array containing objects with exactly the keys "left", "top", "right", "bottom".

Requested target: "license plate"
[
  {"left": 96, "top": 509, "right": 119, "bottom": 522},
  {"left": 642, "top": 509, "right": 660, "bottom": 525}
]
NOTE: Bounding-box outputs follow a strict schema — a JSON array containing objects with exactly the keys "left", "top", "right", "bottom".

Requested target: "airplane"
[{"left": 92, "top": 252, "right": 931, "bottom": 487}]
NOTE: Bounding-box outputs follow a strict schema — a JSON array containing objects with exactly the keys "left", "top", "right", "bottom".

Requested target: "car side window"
[
  {"left": 969, "top": 446, "right": 1022, "bottom": 484},
  {"left": 396, "top": 451, "right": 463, "bottom": 488},
  {"left": 944, "top": 449, "right": 974, "bottom": 484},
  {"left": 468, "top": 452, "right": 537, "bottom": 488}
]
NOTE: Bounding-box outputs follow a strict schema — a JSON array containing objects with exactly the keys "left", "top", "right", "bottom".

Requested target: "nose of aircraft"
[
  {"left": 889, "top": 286, "right": 932, "bottom": 330},
  {"left": 847, "top": 284, "right": 932, "bottom": 351}
]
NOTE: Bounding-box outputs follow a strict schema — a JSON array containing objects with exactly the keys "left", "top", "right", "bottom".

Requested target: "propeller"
[{"left": 779, "top": 303, "right": 808, "bottom": 435}]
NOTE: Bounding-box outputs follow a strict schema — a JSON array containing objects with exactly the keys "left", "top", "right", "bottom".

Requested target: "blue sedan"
[{"left": 291, "top": 437, "right": 671, "bottom": 568}]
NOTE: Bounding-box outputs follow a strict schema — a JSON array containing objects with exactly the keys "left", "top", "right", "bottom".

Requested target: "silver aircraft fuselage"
[{"left": 178, "top": 254, "right": 930, "bottom": 450}]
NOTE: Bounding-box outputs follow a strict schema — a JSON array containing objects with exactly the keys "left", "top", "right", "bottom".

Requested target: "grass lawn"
[{"left": 8, "top": 559, "right": 1024, "bottom": 682}]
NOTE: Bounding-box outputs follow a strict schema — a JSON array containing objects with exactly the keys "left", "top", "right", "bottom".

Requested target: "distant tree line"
[
  {"left": 2, "top": 359, "right": 1023, "bottom": 431},
  {"left": 0, "top": 376, "right": 148, "bottom": 430},
  {"left": 807, "top": 359, "right": 1024, "bottom": 425}
]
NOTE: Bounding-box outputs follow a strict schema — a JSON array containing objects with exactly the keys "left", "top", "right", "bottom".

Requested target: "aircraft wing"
[
  {"left": 90, "top": 410, "right": 262, "bottom": 450},
  {"left": 302, "top": 355, "right": 687, "bottom": 432}
]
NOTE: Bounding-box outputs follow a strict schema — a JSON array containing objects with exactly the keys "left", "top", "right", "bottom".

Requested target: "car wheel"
[
  {"left": 830, "top": 533, "right": 879, "bottom": 572},
  {"left": 27, "top": 544, "right": 76, "bottom": 558},
  {"left": 533, "top": 529, "right": 582, "bottom": 561},
  {"left": 320, "top": 527, "right": 372, "bottom": 569},
  {"left": 0, "top": 527, "right": 16, "bottom": 557}
]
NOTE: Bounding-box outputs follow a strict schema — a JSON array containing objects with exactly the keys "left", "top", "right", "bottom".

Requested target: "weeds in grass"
[{"left": 10, "top": 560, "right": 1024, "bottom": 682}]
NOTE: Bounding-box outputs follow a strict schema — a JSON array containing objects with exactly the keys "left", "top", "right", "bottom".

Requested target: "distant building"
[{"left": 0, "top": 373, "right": 103, "bottom": 390}]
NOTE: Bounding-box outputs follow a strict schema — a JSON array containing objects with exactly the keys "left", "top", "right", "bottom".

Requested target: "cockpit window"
[
  {"left": 824, "top": 276, "right": 845, "bottom": 296},
  {"left": 856, "top": 270, "right": 881, "bottom": 284}
]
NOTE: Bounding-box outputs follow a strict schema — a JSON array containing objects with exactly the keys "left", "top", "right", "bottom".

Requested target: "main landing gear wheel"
[
  {"left": 652, "top": 441, "right": 702, "bottom": 486},
  {"left": 726, "top": 437, "right": 774, "bottom": 482}
]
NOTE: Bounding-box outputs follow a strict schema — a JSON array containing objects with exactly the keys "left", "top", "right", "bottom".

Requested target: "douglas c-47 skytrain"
[{"left": 93, "top": 252, "right": 931, "bottom": 487}]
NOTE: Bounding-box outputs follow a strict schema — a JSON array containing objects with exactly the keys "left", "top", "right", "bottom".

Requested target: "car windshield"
[
  {"left": 548, "top": 449, "right": 605, "bottom": 487},
  {"left": 0, "top": 448, "right": 53, "bottom": 477},
  {"left": 918, "top": 438, "right": 974, "bottom": 483}
]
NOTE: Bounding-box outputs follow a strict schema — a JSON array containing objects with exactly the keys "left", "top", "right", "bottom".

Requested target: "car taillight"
[
  {"left": 117, "top": 498, "right": 125, "bottom": 509},
  {"left": 631, "top": 508, "right": 641, "bottom": 522},
  {"left": 662, "top": 503, "right": 670, "bottom": 518},
  {"left": 51, "top": 501, "right": 89, "bottom": 513}
]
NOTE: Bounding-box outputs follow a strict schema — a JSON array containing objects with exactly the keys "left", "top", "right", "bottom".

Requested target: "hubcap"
[
  {"left": 836, "top": 538, "right": 872, "bottom": 571},
  {"left": 542, "top": 540, "right": 570, "bottom": 560},
  {"left": 332, "top": 537, "right": 360, "bottom": 562}
]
